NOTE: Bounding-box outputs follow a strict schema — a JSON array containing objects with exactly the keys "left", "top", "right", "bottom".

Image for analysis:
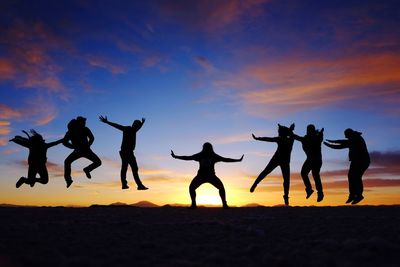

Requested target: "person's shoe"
[
  {"left": 66, "top": 179, "right": 73, "bottom": 188},
  {"left": 83, "top": 168, "right": 91, "bottom": 179},
  {"left": 122, "top": 184, "right": 129, "bottom": 190},
  {"left": 137, "top": 185, "right": 148, "bottom": 190},
  {"left": 29, "top": 179, "right": 35, "bottom": 187},
  {"left": 351, "top": 195, "right": 364, "bottom": 205},
  {"left": 16, "top": 177, "right": 25, "bottom": 188},
  {"left": 188, "top": 205, "right": 197, "bottom": 209},
  {"left": 223, "top": 203, "right": 230, "bottom": 209},
  {"left": 317, "top": 192, "right": 324, "bottom": 202},
  {"left": 306, "top": 189, "right": 314, "bottom": 199},
  {"left": 345, "top": 195, "right": 354, "bottom": 204},
  {"left": 283, "top": 195, "right": 289, "bottom": 206}
]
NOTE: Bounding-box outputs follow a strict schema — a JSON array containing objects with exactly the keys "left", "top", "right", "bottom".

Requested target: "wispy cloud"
[
  {"left": 193, "top": 56, "right": 215, "bottom": 72},
  {"left": 214, "top": 133, "right": 251, "bottom": 144},
  {"left": 159, "top": 0, "right": 270, "bottom": 32},
  {"left": 213, "top": 51, "right": 400, "bottom": 116},
  {"left": 87, "top": 55, "right": 127, "bottom": 74}
]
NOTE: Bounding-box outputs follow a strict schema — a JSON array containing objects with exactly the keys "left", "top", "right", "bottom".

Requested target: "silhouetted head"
[
  {"left": 76, "top": 116, "right": 86, "bottom": 128},
  {"left": 344, "top": 128, "right": 362, "bottom": 139},
  {"left": 278, "top": 123, "right": 295, "bottom": 137},
  {"left": 67, "top": 119, "right": 77, "bottom": 131},
  {"left": 132, "top": 120, "right": 141, "bottom": 128},
  {"left": 202, "top": 142, "right": 214, "bottom": 154},
  {"left": 307, "top": 124, "right": 316, "bottom": 135},
  {"left": 29, "top": 130, "right": 44, "bottom": 144}
]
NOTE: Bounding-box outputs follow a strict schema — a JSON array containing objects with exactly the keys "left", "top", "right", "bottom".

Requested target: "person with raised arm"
[
  {"left": 250, "top": 123, "right": 295, "bottom": 206},
  {"left": 99, "top": 115, "right": 148, "bottom": 190},
  {"left": 10, "top": 129, "right": 63, "bottom": 188},
  {"left": 324, "top": 128, "right": 370, "bottom": 205},
  {"left": 171, "top": 142, "right": 243, "bottom": 209},
  {"left": 293, "top": 124, "right": 324, "bottom": 202}
]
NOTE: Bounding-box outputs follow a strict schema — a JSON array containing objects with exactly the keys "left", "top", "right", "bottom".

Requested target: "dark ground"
[{"left": 0, "top": 206, "right": 399, "bottom": 266}]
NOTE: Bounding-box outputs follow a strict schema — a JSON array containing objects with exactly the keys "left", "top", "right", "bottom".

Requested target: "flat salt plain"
[{"left": 0, "top": 206, "right": 399, "bottom": 266}]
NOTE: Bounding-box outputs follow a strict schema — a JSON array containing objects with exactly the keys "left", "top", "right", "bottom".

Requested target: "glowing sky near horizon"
[{"left": 0, "top": 0, "right": 399, "bottom": 207}]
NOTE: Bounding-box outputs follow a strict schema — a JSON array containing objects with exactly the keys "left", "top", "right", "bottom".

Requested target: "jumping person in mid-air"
[
  {"left": 250, "top": 123, "right": 295, "bottom": 206},
  {"left": 99, "top": 115, "right": 148, "bottom": 190},
  {"left": 171, "top": 142, "right": 243, "bottom": 209},
  {"left": 63, "top": 116, "right": 102, "bottom": 188},
  {"left": 324, "top": 128, "right": 370, "bottom": 205},
  {"left": 9, "top": 130, "right": 63, "bottom": 188},
  {"left": 293, "top": 124, "right": 324, "bottom": 202}
]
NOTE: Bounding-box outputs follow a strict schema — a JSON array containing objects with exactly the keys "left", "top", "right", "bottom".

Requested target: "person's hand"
[
  {"left": 239, "top": 154, "right": 244, "bottom": 161},
  {"left": 171, "top": 150, "right": 176, "bottom": 158},
  {"left": 142, "top": 118, "right": 146, "bottom": 123},
  {"left": 99, "top": 115, "right": 108, "bottom": 123},
  {"left": 252, "top": 134, "right": 258, "bottom": 140}
]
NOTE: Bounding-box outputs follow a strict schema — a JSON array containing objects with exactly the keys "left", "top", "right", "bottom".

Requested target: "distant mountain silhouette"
[
  {"left": 130, "top": 201, "right": 159, "bottom": 208},
  {"left": 241, "top": 203, "right": 265, "bottom": 208},
  {"left": 110, "top": 202, "right": 129, "bottom": 206}
]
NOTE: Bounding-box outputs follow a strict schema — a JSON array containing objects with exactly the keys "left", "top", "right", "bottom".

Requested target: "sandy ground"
[{"left": 0, "top": 206, "right": 399, "bottom": 266}]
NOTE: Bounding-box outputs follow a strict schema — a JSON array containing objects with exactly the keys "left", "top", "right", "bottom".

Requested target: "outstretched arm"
[
  {"left": 219, "top": 154, "right": 244, "bottom": 163},
  {"left": 171, "top": 150, "right": 196, "bottom": 161},
  {"left": 9, "top": 136, "right": 30, "bottom": 148},
  {"left": 325, "top": 139, "right": 348, "bottom": 145},
  {"left": 99, "top": 115, "right": 125, "bottom": 131},
  {"left": 323, "top": 141, "right": 348, "bottom": 149},
  {"left": 46, "top": 138, "right": 64, "bottom": 148},
  {"left": 252, "top": 134, "right": 278, "bottom": 142},
  {"left": 292, "top": 133, "right": 304, "bottom": 142}
]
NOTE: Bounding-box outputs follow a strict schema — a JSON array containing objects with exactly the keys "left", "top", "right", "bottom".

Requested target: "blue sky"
[{"left": 0, "top": 0, "right": 399, "bottom": 206}]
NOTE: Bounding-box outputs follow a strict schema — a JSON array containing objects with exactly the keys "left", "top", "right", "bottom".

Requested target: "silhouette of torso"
[
  {"left": 66, "top": 127, "right": 92, "bottom": 151},
  {"left": 273, "top": 136, "right": 294, "bottom": 163},
  {"left": 28, "top": 143, "right": 50, "bottom": 165},
  {"left": 349, "top": 135, "right": 370, "bottom": 164},
  {"left": 192, "top": 152, "right": 223, "bottom": 176},
  {"left": 302, "top": 133, "right": 322, "bottom": 161},
  {"left": 120, "top": 126, "right": 137, "bottom": 151}
]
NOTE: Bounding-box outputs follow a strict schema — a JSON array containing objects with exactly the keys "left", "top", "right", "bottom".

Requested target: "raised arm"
[
  {"left": 219, "top": 154, "right": 244, "bottom": 163},
  {"left": 99, "top": 115, "right": 125, "bottom": 131},
  {"left": 171, "top": 150, "right": 196, "bottom": 161},
  {"left": 9, "top": 136, "right": 30, "bottom": 148},
  {"left": 136, "top": 118, "right": 145, "bottom": 131},
  {"left": 252, "top": 134, "right": 278, "bottom": 142},
  {"left": 46, "top": 138, "right": 64, "bottom": 148}
]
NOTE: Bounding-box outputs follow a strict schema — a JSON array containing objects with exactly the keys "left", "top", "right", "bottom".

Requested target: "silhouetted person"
[
  {"left": 293, "top": 124, "right": 324, "bottom": 202},
  {"left": 324, "top": 128, "right": 370, "bottom": 205},
  {"left": 171, "top": 142, "right": 243, "bottom": 209},
  {"left": 9, "top": 130, "right": 63, "bottom": 188},
  {"left": 250, "top": 123, "right": 295, "bottom": 206},
  {"left": 63, "top": 116, "right": 102, "bottom": 188},
  {"left": 99, "top": 115, "right": 148, "bottom": 190}
]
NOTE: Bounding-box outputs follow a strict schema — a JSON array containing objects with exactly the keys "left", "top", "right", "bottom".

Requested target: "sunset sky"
[{"left": 1, "top": 0, "right": 399, "bottom": 207}]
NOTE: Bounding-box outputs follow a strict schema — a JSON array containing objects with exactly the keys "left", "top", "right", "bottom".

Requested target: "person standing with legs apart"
[
  {"left": 171, "top": 142, "right": 243, "bottom": 209},
  {"left": 99, "top": 116, "right": 148, "bottom": 190},
  {"left": 10, "top": 130, "right": 63, "bottom": 188},
  {"left": 250, "top": 123, "right": 295, "bottom": 206},
  {"left": 324, "top": 128, "right": 370, "bottom": 205},
  {"left": 63, "top": 116, "right": 102, "bottom": 188},
  {"left": 293, "top": 124, "right": 324, "bottom": 202}
]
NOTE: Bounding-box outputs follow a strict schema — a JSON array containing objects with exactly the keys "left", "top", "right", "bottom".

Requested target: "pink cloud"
[
  {"left": 0, "top": 104, "right": 22, "bottom": 119},
  {"left": 87, "top": 56, "right": 127, "bottom": 74},
  {"left": 215, "top": 51, "right": 400, "bottom": 116},
  {"left": 193, "top": 56, "right": 215, "bottom": 72}
]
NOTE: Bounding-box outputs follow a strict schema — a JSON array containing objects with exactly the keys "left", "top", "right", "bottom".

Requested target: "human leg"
[
  {"left": 311, "top": 161, "right": 323, "bottom": 202},
  {"left": 82, "top": 149, "right": 102, "bottom": 178},
  {"left": 209, "top": 176, "right": 228, "bottom": 208},
  {"left": 119, "top": 151, "right": 129, "bottom": 189},
  {"left": 36, "top": 165, "right": 49, "bottom": 185},
  {"left": 301, "top": 160, "right": 313, "bottom": 198},
  {"left": 189, "top": 176, "right": 204, "bottom": 208},
  {"left": 250, "top": 158, "right": 279, "bottom": 192},
  {"left": 64, "top": 151, "right": 81, "bottom": 187},
  {"left": 351, "top": 162, "right": 369, "bottom": 205},
  {"left": 127, "top": 153, "right": 147, "bottom": 190},
  {"left": 280, "top": 163, "right": 290, "bottom": 205}
]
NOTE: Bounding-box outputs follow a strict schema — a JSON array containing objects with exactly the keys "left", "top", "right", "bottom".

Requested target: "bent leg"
[
  {"left": 83, "top": 150, "right": 102, "bottom": 177},
  {"left": 250, "top": 158, "right": 279, "bottom": 192},
  {"left": 301, "top": 160, "right": 313, "bottom": 197},
  {"left": 189, "top": 176, "right": 204, "bottom": 208},
  {"left": 209, "top": 176, "right": 228, "bottom": 208},
  {"left": 311, "top": 160, "right": 323, "bottom": 193},
  {"left": 64, "top": 151, "right": 81, "bottom": 181}
]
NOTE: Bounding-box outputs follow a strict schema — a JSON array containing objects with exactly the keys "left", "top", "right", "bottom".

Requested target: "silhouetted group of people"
[{"left": 10, "top": 118, "right": 370, "bottom": 207}]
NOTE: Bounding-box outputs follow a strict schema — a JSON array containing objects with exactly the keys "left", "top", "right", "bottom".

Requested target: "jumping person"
[
  {"left": 171, "top": 142, "right": 243, "bottom": 209},
  {"left": 293, "top": 124, "right": 324, "bottom": 202},
  {"left": 63, "top": 116, "right": 102, "bottom": 188},
  {"left": 9, "top": 130, "right": 63, "bottom": 188},
  {"left": 324, "top": 128, "right": 370, "bottom": 205},
  {"left": 250, "top": 123, "right": 295, "bottom": 206},
  {"left": 99, "top": 115, "right": 148, "bottom": 190}
]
